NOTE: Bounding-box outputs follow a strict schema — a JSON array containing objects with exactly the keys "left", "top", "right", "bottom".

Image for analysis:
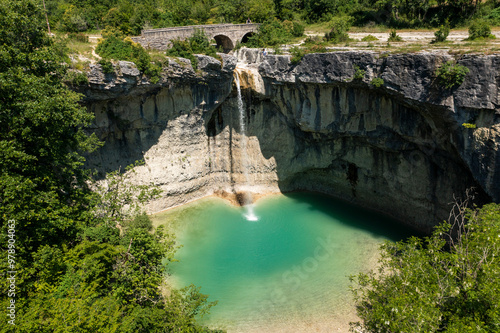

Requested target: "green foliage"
[
  {"left": 361, "top": 34, "right": 379, "bottom": 42},
  {"left": 40, "top": 0, "right": 500, "bottom": 34},
  {"left": 433, "top": 23, "right": 450, "bottom": 43},
  {"left": 246, "top": 19, "right": 298, "bottom": 47},
  {"left": 436, "top": 61, "right": 470, "bottom": 89},
  {"left": 371, "top": 77, "right": 384, "bottom": 87},
  {"left": 388, "top": 29, "right": 403, "bottom": 42},
  {"left": 0, "top": 3, "right": 220, "bottom": 332},
  {"left": 98, "top": 59, "right": 115, "bottom": 74},
  {"left": 91, "top": 160, "right": 162, "bottom": 227},
  {"left": 96, "top": 29, "right": 163, "bottom": 82},
  {"left": 462, "top": 123, "right": 477, "bottom": 129},
  {"left": 282, "top": 19, "right": 305, "bottom": 37},
  {"left": 188, "top": 28, "right": 219, "bottom": 57},
  {"left": 486, "top": 6, "right": 500, "bottom": 26},
  {"left": 125, "top": 212, "right": 153, "bottom": 231},
  {"left": 290, "top": 46, "right": 306, "bottom": 65},
  {"left": 353, "top": 65, "right": 365, "bottom": 81},
  {"left": 58, "top": 4, "right": 88, "bottom": 32},
  {"left": 166, "top": 29, "right": 219, "bottom": 70},
  {"left": 64, "top": 70, "right": 89, "bottom": 86},
  {"left": 468, "top": 19, "right": 496, "bottom": 40},
  {"left": 0, "top": 0, "right": 100, "bottom": 263},
  {"left": 273, "top": 47, "right": 283, "bottom": 55},
  {"left": 168, "top": 39, "right": 200, "bottom": 69},
  {"left": 350, "top": 197, "right": 500, "bottom": 333},
  {"left": 324, "top": 16, "right": 353, "bottom": 44}
]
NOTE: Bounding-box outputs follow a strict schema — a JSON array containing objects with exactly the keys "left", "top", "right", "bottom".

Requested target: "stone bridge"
[{"left": 131, "top": 24, "right": 260, "bottom": 52}]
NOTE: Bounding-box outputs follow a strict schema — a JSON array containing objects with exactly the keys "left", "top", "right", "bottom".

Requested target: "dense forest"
[
  {"left": 0, "top": 1, "right": 220, "bottom": 332},
  {"left": 45, "top": 0, "right": 500, "bottom": 36}
]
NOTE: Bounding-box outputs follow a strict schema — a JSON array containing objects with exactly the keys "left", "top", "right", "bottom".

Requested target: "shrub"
[
  {"left": 59, "top": 5, "right": 88, "bottom": 32},
  {"left": 291, "top": 21, "right": 305, "bottom": 37},
  {"left": 167, "top": 39, "right": 199, "bottom": 69},
  {"left": 432, "top": 23, "right": 450, "bottom": 43},
  {"left": 188, "top": 28, "right": 218, "bottom": 57},
  {"left": 361, "top": 34, "right": 378, "bottom": 42},
  {"left": 247, "top": 19, "right": 294, "bottom": 47},
  {"left": 166, "top": 29, "right": 219, "bottom": 70},
  {"left": 96, "top": 29, "right": 163, "bottom": 82},
  {"left": 282, "top": 20, "right": 305, "bottom": 38},
  {"left": 98, "top": 59, "right": 114, "bottom": 74},
  {"left": 388, "top": 29, "right": 403, "bottom": 42},
  {"left": 125, "top": 212, "right": 153, "bottom": 231},
  {"left": 436, "top": 61, "right": 469, "bottom": 89},
  {"left": 325, "top": 16, "right": 353, "bottom": 44},
  {"left": 468, "top": 19, "right": 496, "bottom": 40},
  {"left": 64, "top": 71, "right": 88, "bottom": 86},
  {"left": 353, "top": 65, "right": 365, "bottom": 81},
  {"left": 290, "top": 46, "right": 306, "bottom": 65},
  {"left": 371, "top": 78, "right": 384, "bottom": 88}
]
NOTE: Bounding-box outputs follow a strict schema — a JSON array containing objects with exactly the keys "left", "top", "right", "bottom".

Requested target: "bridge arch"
[
  {"left": 213, "top": 34, "right": 234, "bottom": 53},
  {"left": 241, "top": 32, "right": 254, "bottom": 44}
]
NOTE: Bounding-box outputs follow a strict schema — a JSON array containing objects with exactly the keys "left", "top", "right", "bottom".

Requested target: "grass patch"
[
  {"left": 361, "top": 34, "right": 379, "bottom": 42},
  {"left": 66, "top": 38, "right": 94, "bottom": 56}
]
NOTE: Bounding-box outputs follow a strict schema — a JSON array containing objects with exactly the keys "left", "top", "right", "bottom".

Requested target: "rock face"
[{"left": 81, "top": 50, "right": 500, "bottom": 232}]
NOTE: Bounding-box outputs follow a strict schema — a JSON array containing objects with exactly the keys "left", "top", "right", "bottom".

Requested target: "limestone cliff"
[{"left": 81, "top": 50, "right": 500, "bottom": 232}]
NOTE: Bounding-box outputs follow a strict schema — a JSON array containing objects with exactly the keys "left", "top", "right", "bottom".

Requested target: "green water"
[{"left": 156, "top": 193, "right": 413, "bottom": 332}]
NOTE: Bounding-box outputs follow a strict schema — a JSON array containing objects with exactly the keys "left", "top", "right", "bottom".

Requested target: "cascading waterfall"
[{"left": 234, "top": 71, "right": 258, "bottom": 221}]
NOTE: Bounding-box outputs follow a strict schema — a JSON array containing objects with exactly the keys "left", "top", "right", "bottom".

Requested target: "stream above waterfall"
[{"left": 152, "top": 192, "right": 415, "bottom": 332}]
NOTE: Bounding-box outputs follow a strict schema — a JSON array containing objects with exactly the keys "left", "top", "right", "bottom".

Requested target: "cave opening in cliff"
[{"left": 153, "top": 192, "right": 414, "bottom": 332}]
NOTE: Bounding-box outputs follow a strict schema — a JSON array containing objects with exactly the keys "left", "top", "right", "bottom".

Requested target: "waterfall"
[{"left": 234, "top": 71, "right": 258, "bottom": 221}]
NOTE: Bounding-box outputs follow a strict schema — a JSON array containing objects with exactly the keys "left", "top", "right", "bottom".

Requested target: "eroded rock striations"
[{"left": 81, "top": 49, "right": 500, "bottom": 232}]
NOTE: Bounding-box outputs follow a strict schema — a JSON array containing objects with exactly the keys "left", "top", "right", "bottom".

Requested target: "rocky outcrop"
[{"left": 81, "top": 49, "right": 500, "bottom": 232}]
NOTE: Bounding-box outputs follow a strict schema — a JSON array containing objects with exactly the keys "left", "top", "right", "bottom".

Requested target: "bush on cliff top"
[
  {"left": 166, "top": 28, "right": 220, "bottom": 70},
  {"left": 96, "top": 29, "right": 162, "bottom": 83},
  {"left": 246, "top": 18, "right": 303, "bottom": 47}
]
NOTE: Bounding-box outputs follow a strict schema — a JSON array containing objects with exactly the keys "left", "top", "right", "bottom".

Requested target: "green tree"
[
  {"left": 59, "top": 4, "right": 88, "bottom": 32},
  {"left": 324, "top": 15, "right": 353, "bottom": 43},
  {"left": 350, "top": 192, "right": 500, "bottom": 333},
  {"left": 0, "top": 0, "right": 100, "bottom": 287},
  {"left": 0, "top": 2, "right": 220, "bottom": 332}
]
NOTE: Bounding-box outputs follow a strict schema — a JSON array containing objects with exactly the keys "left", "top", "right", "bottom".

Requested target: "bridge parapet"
[{"left": 132, "top": 24, "right": 260, "bottom": 52}]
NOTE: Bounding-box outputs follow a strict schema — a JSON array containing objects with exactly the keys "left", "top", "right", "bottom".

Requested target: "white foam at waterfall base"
[
  {"left": 244, "top": 204, "right": 259, "bottom": 221},
  {"left": 234, "top": 71, "right": 259, "bottom": 222}
]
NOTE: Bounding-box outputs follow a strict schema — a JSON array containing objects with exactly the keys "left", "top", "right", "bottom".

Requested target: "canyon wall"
[{"left": 81, "top": 50, "right": 500, "bottom": 232}]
